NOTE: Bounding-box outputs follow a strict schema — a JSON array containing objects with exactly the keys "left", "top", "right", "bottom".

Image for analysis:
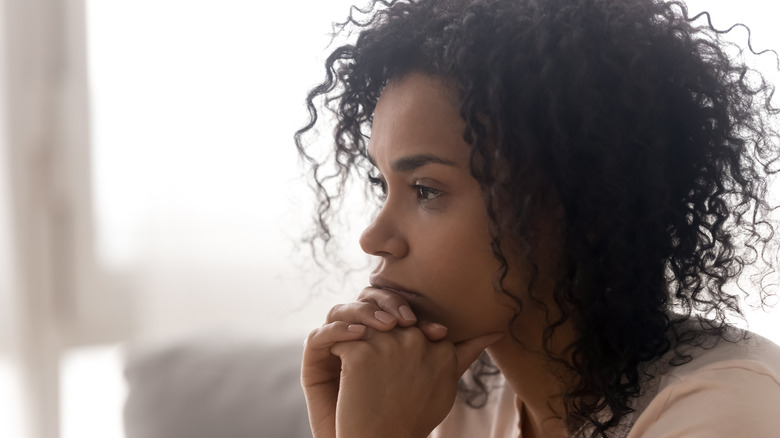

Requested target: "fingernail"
[
  {"left": 374, "top": 310, "right": 395, "bottom": 324},
  {"left": 347, "top": 324, "right": 366, "bottom": 333},
  {"left": 399, "top": 305, "right": 416, "bottom": 322},
  {"left": 429, "top": 322, "right": 448, "bottom": 333}
]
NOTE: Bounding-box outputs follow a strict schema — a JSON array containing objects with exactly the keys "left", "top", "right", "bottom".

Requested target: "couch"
[{"left": 123, "top": 335, "right": 313, "bottom": 438}]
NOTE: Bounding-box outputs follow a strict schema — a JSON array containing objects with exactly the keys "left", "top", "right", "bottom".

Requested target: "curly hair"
[{"left": 294, "top": 0, "right": 780, "bottom": 435}]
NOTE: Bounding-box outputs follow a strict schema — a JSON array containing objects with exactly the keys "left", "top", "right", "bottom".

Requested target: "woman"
[{"left": 295, "top": 0, "right": 780, "bottom": 436}]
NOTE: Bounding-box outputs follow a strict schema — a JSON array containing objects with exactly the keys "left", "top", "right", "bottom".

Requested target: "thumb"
[
  {"left": 454, "top": 332, "right": 504, "bottom": 376},
  {"left": 418, "top": 321, "right": 448, "bottom": 341}
]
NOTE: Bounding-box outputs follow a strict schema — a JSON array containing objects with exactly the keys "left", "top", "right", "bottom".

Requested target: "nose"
[{"left": 359, "top": 203, "right": 409, "bottom": 259}]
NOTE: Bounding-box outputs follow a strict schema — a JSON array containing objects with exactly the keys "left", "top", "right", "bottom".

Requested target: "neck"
[{"left": 486, "top": 314, "right": 575, "bottom": 438}]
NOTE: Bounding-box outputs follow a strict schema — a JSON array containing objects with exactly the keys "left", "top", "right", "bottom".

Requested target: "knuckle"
[
  {"left": 379, "top": 292, "right": 405, "bottom": 307},
  {"left": 327, "top": 301, "right": 378, "bottom": 323},
  {"left": 357, "top": 287, "right": 376, "bottom": 301},
  {"left": 399, "top": 326, "right": 425, "bottom": 345},
  {"left": 304, "top": 326, "right": 321, "bottom": 347},
  {"left": 325, "top": 303, "right": 347, "bottom": 322},
  {"left": 361, "top": 287, "right": 405, "bottom": 307}
]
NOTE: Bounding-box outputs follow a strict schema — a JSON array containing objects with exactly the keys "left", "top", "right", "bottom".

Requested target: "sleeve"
[{"left": 627, "top": 362, "right": 780, "bottom": 438}]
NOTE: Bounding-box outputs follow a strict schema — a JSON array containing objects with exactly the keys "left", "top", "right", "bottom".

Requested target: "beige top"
[{"left": 431, "top": 330, "right": 780, "bottom": 437}]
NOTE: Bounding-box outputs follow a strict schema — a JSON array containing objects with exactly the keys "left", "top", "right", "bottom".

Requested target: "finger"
[
  {"left": 358, "top": 326, "right": 378, "bottom": 340},
  {"left": 329, "top": 338, "right": 362, "bottom": 358},
  {"left": 326, "top": 301, "right": 399, "bottom": 331},
  {"left": 303, "top": 322, "right": 367, "bottom": 369},
  {"left": 358, "top": 287, "right": 418, "bottom": 326},
  {"left": 417, "top": 321, "right": 448, "bottom": 341},
  {"left": 454, "top": 332, "right": 504, "bottom": 376}
]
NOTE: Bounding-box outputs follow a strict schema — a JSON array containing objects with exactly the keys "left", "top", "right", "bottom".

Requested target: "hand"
[
  {"left": 328, "top": 286, "right": 450, "bottom": 340},
  {"left": 331, "top": 326, "right": 503, "bottom": 438},
  {"left": 301, "top": 287, "right": 446, "bottom": 438},
  {"left": 302, "top": 321, "right": 364, "bottom": 438}
]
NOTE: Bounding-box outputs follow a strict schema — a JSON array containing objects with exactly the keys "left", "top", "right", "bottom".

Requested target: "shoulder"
[{"left": 628, "top": 331, "right": 780, "bottom": 438}]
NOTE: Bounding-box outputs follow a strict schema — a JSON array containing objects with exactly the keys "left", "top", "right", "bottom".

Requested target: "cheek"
[
  {"left": 419, "top": 211, "right": 494, "bottom": 280},
  {"left": 428, "top": 223, "right": 496, "bottom": 277},
  {"left": 415, "top": 226, "right": 511, "bottom": 339}
]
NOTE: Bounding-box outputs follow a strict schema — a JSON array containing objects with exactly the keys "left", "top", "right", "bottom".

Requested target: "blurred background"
[{"left": 0, "top": 0, "right": 777, "bottom": 437}]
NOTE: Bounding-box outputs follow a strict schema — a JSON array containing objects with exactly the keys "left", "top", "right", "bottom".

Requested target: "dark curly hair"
[{"left": 294, "top": 0, "right": 780, "bottom": 436}]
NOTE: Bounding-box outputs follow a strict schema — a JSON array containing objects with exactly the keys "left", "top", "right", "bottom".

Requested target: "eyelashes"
[
  {"left": 368, "top": 175, "right": 444, "bottom": 204},
  {"left": 413, "top": 184, "right": 442, "bottom": 201},
  {"left": 368, "top": 175, "right": 387, "bottom": 199}
]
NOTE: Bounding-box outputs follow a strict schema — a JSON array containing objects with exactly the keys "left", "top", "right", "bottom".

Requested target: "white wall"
[
  {"left": 86, "top": 0, "right": 780, "bottom": 348},
  {"left": 87, "top": 0, "right": 373, "bottom": 346},
  {"left": 36, "top": 1, "right": 780, "bottom": 437}
]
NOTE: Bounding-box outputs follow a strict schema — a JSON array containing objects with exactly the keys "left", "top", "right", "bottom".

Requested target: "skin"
[
  {"left": 359, "top": 71, "right": 520, "bottom": 343},
  {"left": 301, "top": 73, "right": 573, "bottom": 438}
]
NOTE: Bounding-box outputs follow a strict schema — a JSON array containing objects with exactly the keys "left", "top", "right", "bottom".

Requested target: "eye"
[
  {"left": 412, "top": 184, "right": 442, "bottom": 201},
  {"left": 368, "top": 175, "right": 387, "bottom": 200}
]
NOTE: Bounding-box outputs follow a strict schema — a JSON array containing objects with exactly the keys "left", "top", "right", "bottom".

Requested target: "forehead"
[{"left": 368, "top": 73, "right": 470, "bottom": 167}]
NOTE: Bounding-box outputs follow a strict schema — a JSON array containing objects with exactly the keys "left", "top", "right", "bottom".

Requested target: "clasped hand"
[{"left": 301, "top": 287, "right": 503, "bottom": 438}]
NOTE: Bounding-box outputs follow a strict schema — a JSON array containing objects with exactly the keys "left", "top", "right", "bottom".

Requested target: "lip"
[{"left": 369, "top": 275, "right": 423, "bottom": 301}]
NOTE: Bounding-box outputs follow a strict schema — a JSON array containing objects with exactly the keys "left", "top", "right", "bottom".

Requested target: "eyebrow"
[{"left": 390, "top": 154, "right": 458, "bottom": 173}]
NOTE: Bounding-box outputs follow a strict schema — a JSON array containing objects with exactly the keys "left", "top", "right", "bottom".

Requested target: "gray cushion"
[{"left": 124, "top": 335, "right": 312, "bottom": 438}]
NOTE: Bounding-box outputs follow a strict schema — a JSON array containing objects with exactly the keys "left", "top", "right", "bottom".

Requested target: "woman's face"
[{"left": 360, "top": 73, "right": 517, "bottom": 343}]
